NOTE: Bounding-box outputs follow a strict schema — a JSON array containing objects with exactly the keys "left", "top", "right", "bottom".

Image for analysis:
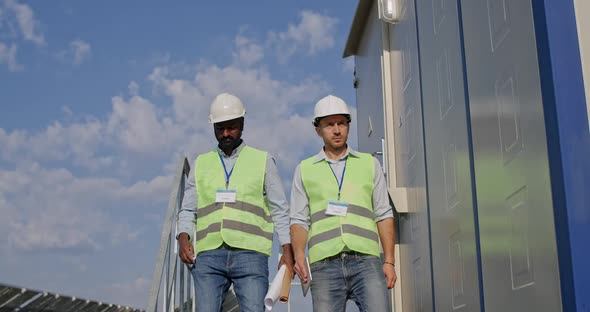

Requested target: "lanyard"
[
  {"left": 219, "top": 153, "right": 235, "bottom": 188},
  {"left": 328, "top": 159, "right": 347, "bottom": 201}
]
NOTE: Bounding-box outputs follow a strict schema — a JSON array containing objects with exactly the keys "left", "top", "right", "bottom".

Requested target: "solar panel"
[
  {"left": 18, "top": 292, "right": 58, "bottom": 310},
  {"left": 0, "top": 284, "right": 144, "bottom": 312}
]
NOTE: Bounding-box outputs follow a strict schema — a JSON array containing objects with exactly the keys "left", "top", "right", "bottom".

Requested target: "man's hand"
[
  {"left": 178, "top": 233, "right": 195, "bottom": 265},
  {"left": 293, "top": 254, "right": 309, "bottom": 284},
  {"left": 383, "top": 263, "right": 397, "bottom": 289},
  {"left": 278, "top": 243, "right": 294, "bottom": 275}
]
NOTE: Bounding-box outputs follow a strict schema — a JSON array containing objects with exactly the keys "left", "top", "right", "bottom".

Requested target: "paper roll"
[
  {"left": 279, "top": 266, "right": 293, "bottom": 302},
  {"left": 264, "top": 265, "right": 287, "bottom": 310}
]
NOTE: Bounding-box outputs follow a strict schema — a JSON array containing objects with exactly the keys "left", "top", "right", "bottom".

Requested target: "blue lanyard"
[
  {"left": 219, "top": 153, "right": 234, "bottom": 188},
  {"left": 328, "top": 159, "right": 347, "bottom": 201}
]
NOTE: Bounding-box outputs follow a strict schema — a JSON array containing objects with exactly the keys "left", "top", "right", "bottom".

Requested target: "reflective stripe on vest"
[
  {"left": 194, "top": 146, "right": 273, "bottom": 255},
  {"left": 301, "top": 152, "right": 380, "bottom": 264}
]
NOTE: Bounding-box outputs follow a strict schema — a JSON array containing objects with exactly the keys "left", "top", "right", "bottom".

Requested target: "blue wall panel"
[{"left": 532, "top": 0, "right": 590, "bottom": 311}]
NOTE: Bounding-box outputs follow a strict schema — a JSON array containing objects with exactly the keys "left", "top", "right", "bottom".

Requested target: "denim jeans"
[
  {"left": 310, "top": 252, "right": 390, "bottom": 312},
  {"left": 191, "top": 246, "right": 269, "bottom": 312}
]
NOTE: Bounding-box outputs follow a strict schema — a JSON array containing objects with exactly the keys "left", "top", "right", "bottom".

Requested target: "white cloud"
[
  {"left": 0, "top": 128, "right": 27, "bottom": 159},
  {"left": 149, "top": 58, "right": 330, "bottom": 173},
  {"left": 268, "top": 10, "right": 338, "bottom": 62},
  {"left": 121, "top": 175, "right": 172, "bottom": 200},
  {"left": 61, "top": 105, "right": 73, "bottom": 116},
  {"left": 0, "top": 21, "right": 334, "bottom": 250},
  {"left": 0, "top": 41, "right": 21, "bottom": 71},
  {"left": 0, "top": 163, "right": 170, "bottom": 253},
  {"left": 2, "top": 0, "right": 44, "bottom": 45},
  {"left": 128, "top": 80, "right": 139, "bottom": 96},
  {"left": 70, "top": 39, "right": 91, "bottom": 64},
  {"left": 106, "top": 95, "right": 184, "bottom": 154},
  {"left": 0, "top": 0, "right": 43, "bottom": 71},
  {"left": 57, "top": 39, "right": 91, "bottom": 65},
  {"left": 233, "top": 34, "right": 264, "bottom": 66},
  {"left": 0, "top": 11, "right": 19, "bottom": 40},
  {"left": 148, "top": 66, "right": 210, "bottom": 127},
  {"left": 1, "top": 16, "right": 334, "bottom": 184},
  {"left": 0, "top": 120, "right": 112, "bottom": 171}
]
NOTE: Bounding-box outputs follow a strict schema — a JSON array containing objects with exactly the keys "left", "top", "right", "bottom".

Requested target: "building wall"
[
  {"left": 413, "top": 0, "right": 482, "bottom": 310},
  {"left": 352, "top": 0, "right": 576, "bottom": 311},
  {"left": 354, "top": 1, "right": 386, "bottom": 158},
  {"left": 384, "top": 0, "right": 433, "bottom": 310},
  {"left": 460, "top": 0, "right": 562, "bottom": 309}
]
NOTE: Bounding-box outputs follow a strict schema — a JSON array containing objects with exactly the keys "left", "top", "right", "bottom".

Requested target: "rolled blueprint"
[
  {"left": 264, "top": 265, "right": 287, "bottom": 310},
  {"left": 279, "top": 266, "right": 293, "bottom": 302}
]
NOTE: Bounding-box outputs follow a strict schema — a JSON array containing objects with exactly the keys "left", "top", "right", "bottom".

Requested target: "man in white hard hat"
[
  {"left": 177, "top": 92, "right": 293, "bottom": 311},
  {"left": 290, "top": 95, "right": 396, "bottom": 312}
]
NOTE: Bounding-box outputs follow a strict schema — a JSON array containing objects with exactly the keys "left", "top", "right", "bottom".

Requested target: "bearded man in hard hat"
[
  {"left": 177, "top": 92, "right": 293, "bottom": 311},
  {"left": 290, "top": 95, "right": 397, "bottom": 312}
]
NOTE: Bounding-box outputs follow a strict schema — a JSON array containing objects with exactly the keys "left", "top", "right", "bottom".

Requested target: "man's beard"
[{"left": 218, "top": 137, "right": 242, "bottom": 151}]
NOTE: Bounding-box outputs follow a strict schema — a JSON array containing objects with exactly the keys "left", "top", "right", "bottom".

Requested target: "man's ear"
[{"left": 315, "top": 127, "right": 321, "bottom": 137}]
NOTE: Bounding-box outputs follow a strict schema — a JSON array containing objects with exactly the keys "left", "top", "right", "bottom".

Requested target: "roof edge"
[{"left": 342, "top": 0, "right": 374, "bottom": 58}]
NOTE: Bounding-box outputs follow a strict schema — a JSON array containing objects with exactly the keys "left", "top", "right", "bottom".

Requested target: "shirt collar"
[
  {"left": 313, "top": 146, "right": 359, "bottom": 163},
  {"left": 217, "top": 140, "right": 245, "bottom": 158}
]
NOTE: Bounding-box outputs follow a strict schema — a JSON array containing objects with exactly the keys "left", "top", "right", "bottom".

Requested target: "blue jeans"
[
  {"left": 310, "top": 252, "right": 390, "bottom": 312},
  {"left": 191, "top": 246, "right": 268, "bottom": 312}
]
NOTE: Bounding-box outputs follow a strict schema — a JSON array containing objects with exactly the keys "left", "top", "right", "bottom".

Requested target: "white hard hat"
[
  {"left": 312, "top": 95, "right": 351, "bottom": 126},
  {"left": 208, "top": 93, "right": 246, "bottom": 124}
]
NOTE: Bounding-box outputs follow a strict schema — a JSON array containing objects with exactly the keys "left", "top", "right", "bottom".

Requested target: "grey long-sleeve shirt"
[
  {"left": 177, "top": 142, "right": 291, "bottom": 246},
  {"left": 290, "top": 147, "right": 393, "bottom": 231}
]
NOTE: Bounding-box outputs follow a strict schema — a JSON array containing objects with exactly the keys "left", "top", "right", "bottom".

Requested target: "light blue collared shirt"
[
  {"left": 290, "top": 147, "right": 393, "bottom": 231},
  {"left": 177, "top": 142, "right": 291, "bottom": 246}
]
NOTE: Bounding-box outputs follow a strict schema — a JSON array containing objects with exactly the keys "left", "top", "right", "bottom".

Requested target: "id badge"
[
  {"left": 216, "top": 189, "right": 237, "bottom": 203},
  {"left": 326, "top": 201, "right": 348, "bottom": 216}
]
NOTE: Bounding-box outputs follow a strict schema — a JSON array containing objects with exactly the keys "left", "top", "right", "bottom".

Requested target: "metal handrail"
[{"left": 147, "top": 158, "right": 194, "bottom": 312}]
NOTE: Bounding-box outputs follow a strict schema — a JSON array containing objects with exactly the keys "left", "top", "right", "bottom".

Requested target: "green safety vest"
[
  {"left": 301, "top": 152, "right": 380, "bottom": 264},
  {"left": 194, "top": 146, "right": 273, "bottom": 255}
]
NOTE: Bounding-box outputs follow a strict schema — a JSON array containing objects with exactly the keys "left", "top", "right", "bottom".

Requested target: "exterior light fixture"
[{"left": 378, "top": 0, "right": 401, "bottom": 24}]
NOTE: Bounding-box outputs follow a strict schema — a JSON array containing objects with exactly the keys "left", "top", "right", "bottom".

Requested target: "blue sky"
[{"left": 0, "top": 1, "right": 361, "bottom": 309}]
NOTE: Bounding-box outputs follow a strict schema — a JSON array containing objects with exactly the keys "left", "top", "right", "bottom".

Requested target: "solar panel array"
[{"left": 0, "top": 284, "right": 144, "bottom": 312}]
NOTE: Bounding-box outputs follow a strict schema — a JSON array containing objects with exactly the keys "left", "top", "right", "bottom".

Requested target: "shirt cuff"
[
  {"left": 375, "top": 212, "right": 394, "bottom": 223},
  {"left": 277, "top": 233, "right": 291, "bottom": 246},
  {"left": 290, "top": 219, "right": 310, "bottom": 231},
  {"left": 176, "top": 227, "right": 194, "bottom": 240}
]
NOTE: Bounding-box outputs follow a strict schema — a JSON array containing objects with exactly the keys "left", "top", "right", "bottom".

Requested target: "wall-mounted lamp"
[{"left": 378, "top": 0, "right": 401, "bottom": 24}]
